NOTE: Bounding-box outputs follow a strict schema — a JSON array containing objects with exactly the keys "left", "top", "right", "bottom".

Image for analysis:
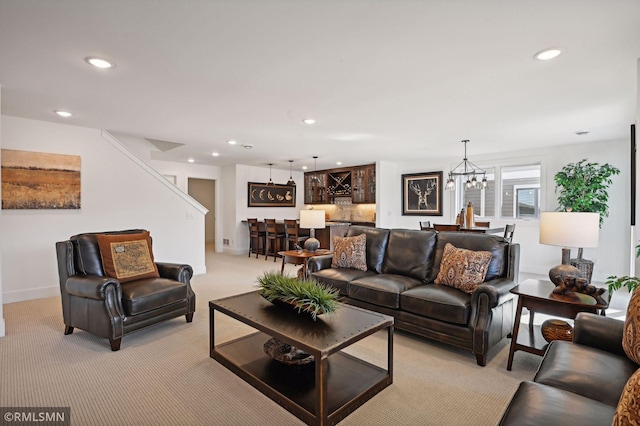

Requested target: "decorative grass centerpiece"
[{"left": 256, "top": 271, "right": 339, "bottom": 320}]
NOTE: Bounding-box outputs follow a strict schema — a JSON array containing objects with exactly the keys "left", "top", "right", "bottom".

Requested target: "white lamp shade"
[
  {"left": 299, "top": 209, "right": 326, "bottom": 229},
  {"left": 539, "top": 212, "right": 599, "bottom": 248}
]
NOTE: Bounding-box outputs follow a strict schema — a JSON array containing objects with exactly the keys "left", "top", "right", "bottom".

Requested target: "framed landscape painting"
[
  {"left": 248, "top": 182, "right": 296, "bottom": 207},
  {"left": 1, "top": 149, "right": 81, "bottom": 209},
  {"left": 402, "top": 171, "right": 442, "bottom": 216}
]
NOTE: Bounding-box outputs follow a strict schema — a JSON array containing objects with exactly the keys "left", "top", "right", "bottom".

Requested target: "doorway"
[{"left": 188, "top": 178, "right": 216, "bottom": 251}]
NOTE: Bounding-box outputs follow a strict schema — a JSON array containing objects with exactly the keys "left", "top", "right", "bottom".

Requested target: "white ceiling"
[{"left": 1, "top": 0, "right": 639, "bottom": 172}]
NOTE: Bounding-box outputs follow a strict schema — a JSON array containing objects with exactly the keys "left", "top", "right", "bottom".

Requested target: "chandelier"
[{"left": 445, "top": 140, "right": 488, "bottom": 191}]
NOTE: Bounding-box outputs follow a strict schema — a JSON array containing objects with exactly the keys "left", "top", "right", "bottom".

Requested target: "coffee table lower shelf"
[{"left": 213, "top": 331, "right": 390, "bottom": 425}]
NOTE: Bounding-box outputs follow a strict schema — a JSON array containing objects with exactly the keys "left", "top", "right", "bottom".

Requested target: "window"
[
  {"left": 501, "top": 165, "right": 541, "bottom": 219},
  {"left": 455, "top": 163, "right": 540, "bottom": 220}
]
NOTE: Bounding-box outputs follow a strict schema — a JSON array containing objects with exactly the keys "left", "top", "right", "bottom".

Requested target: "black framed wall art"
[
  {"left": 248, "top": 182, "right": 296, "bottom": 207},
  {"left": 401, "top": 171, "right": 442, "bottom": 215}
]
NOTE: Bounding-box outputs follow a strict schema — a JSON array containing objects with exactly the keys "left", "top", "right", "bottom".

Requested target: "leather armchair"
[{"left": 56, "top": 230, "right": 195, "bottom": 351}]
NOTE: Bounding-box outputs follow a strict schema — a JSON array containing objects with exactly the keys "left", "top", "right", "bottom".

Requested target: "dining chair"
[
  {"left": 284, "top": 219, "right": 309, "bottom": 250},
  {"left": 503, "top": 224, "right": 516, "bottom": 242},
  {"left": 264, "top": 219, "right": 285, "bottom": 262},
  {"left": 433, "top": 224, "right": 461, "bottom": 232},
  {"left": 474, "top": 221, "right": 490, "bottom": 227},
  {"left": 419, "top": 221, "right": 432, "bottom": 230},
  {"left": 247, "top": 218, "right": 265, "bottom": 258}
]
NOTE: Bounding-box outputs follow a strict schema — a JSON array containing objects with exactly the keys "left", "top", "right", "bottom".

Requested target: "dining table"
[{"left": 459, "top": 226, "right": 505, "bottom": 234}]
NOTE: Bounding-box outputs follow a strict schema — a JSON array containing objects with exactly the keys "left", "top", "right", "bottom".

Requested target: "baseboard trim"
[
  {"left": 4, "top": 286, "right": 59, "bottom": 304},
  {"left": 0, "top": 318, "right": 5, "bottom": 337}
]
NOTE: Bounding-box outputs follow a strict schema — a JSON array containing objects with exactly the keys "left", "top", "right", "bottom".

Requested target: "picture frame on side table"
[
  {"left": 248, "top": 182, "right": 296, "bottom": 207},
  {"left": 401, "top": 171, "right": 442, "bottom": 215}
]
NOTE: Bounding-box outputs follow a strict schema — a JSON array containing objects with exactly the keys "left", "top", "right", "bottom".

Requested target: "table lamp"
[
  {"left": 299, "top": 209, "right": 325, "bottom": 252},
  {"left": 539, "top": 212, "right": 599, "bottom": 285}
]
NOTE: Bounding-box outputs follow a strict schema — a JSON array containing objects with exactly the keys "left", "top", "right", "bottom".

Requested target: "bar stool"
[
  {"left": 264, "top": 219, "right": 285, "bottom": 262},
  {"left": 247, "top": 218, "right": 265, "bottom": 258},
  {"left": 284, "top": 219, "right": 309, "bottom": 250}
]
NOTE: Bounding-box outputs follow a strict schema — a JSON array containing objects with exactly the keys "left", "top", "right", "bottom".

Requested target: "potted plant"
[
  {"left": 256, "top": 271, "right": 339, "bottom": 320},
  {"left": 554, "top": 159, "right": 620, "bottom": 227},
  {"left": 605, "top": 244, "right": 640, "bottom": 300}
]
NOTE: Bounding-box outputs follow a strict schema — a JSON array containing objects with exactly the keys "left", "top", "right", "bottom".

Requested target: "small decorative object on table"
[
  {"left": 263, "top": 337, "right": 314, "bottom": 365},
  {"left": 552, "top": 275, "right": 607, "bottom": 306},
  {"left": 256, "top": 271, "right": 339, "bottom": 320},
  {"left": 541, "top": 319, "right": 574, "bottom": 342}
]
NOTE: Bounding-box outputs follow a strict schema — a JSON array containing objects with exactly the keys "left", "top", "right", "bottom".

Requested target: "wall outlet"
[{"left": 223, "top": 239, "right": 229, "bottom": 245}]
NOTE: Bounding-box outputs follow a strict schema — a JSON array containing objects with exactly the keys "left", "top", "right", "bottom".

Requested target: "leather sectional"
[{"left": 307, "top": 225, "right": 520, "bottom": 366}]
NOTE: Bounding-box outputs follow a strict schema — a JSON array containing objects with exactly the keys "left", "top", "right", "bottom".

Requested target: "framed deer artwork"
[{"left": 401, "top": 171, "right": 443, "bottom": 216}]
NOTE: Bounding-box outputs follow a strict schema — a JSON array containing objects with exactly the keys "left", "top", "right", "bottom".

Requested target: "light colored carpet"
[{"left": 0, "top": 249, "right": 540, "bottom": 425}]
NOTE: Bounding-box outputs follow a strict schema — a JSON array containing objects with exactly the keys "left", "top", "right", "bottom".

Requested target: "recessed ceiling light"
[
  {"left": 302, "top": 166, "right": 308, "bottom": 170},
  {"left": 211, "top": 152, "right": 220, "bottom": 156},
  {"left": 336, "top": 161, "right": 342, "bottom": 165},
  {"left": 85, "top": 57, "right": 114, "bottom": 69},
  {"left": 187, "top": 158, "right": 195, "bottom": 163},
  {"left": 534, "top": 48, "right": 562, "bottom": 61},
  {"left": 54, "top": 110, "right": 72, "bottom": 117},
  {"left": 303, "top": 118, "right": 316, "bottom": 125},
  {"left": 227, "top": 140, "right": 237, "bottom": 145}
]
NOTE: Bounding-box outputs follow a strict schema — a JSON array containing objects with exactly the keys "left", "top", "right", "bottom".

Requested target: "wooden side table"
[
  {"left": 278, "top": 249, "right": 332, "bottom": 278},
  {"left": 506, "top": 278, "right": 608, "bottom": 370}
]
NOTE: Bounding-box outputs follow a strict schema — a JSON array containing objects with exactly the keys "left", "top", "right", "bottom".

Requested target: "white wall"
[
  {"left": 1, "top": 116, "right": 207, "bottom": 303},
  {"left": 377, "top": 138, "right": 630, "bottom": 283}
]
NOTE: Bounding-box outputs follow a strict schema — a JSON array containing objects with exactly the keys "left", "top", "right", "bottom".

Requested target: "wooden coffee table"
[
  {"left": 506, "top": 279, "right": 608, "bottom": 370},
  {"left": 210, "top": 291, "right": 394, "bottom": 426}
]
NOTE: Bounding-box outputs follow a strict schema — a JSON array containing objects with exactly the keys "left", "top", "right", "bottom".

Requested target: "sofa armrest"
[
  {"left": 307, "top": 255, "right": 334, "bottom": 274},
  {"left": 574, "top": 312, "right": 626, "bottom": 357},
  {"left": 471, "top": 278, "right": 516, "bottom": 309},
  {"left": 65, "top": 275, "right": 121, "bottom": 301},
  {"left": 156, "top": 262, "right": 193, "bottom": 283}
]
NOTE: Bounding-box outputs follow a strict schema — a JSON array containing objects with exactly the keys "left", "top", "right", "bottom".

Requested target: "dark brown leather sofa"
[
  {"left": 56, "top": 230, "right": 196, "bottom": 350},
  {"left": 499, "top": 312, "right": 638, "bottom": 425},
  {"left": 307, "top": 226, "right": 520, "bottom": 366}
]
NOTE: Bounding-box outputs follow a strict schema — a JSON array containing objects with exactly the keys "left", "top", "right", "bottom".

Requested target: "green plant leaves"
[{"left": 554, "top": 159, "right": 620, "bottom": 227}]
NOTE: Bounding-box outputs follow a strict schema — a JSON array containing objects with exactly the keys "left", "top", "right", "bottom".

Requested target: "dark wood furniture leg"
[
  {"left": 64, "top": 325, "right": 74, "bottom": 335},
  {"left": 110, "top": 338, "right": 122, "bottom": 351},
  {"left": 507, "top": 296, "right": 524, "bottom": 371},
  {"left": 186, "top": 313, "right": 193, "bottom": 322}
]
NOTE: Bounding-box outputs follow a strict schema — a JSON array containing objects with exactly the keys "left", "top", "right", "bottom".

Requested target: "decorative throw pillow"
[
  {"left": 622, "top": 287, "right": 640, "bottom": 365},
  {"left": 612, "top": 367, "right": 640, "bottom": 426},
  {"left": 434, "top": 243, "right": 492, "bottom": 293},
  {"left": 95, "top": 231, "right": 159, "bottom": 283},
  {"left": 331, "top": 234, "right": 367, "bottom": 271}
]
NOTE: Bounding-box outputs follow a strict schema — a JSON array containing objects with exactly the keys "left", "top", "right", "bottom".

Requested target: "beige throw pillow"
[
  {"left": 331, "top": 234, "right": 367, "bottom": 271},
  {"left": 96, "top": 231, "right": 159, "bottom": 283},
  {"left": 622, "top": 287, "right": 640, "bottom": 365},
  {"left": 434, "top": 243, "right": 492, "bottom": 293}
]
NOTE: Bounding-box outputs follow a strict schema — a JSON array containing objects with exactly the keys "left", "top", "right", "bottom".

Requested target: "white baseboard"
[
  {"left": 192, "top": 265, "right": 207, "bottom": 275},
  {"left": 4, "top": 285, "right": 59, "bottom": 304},
  {"left": 0, "top": 318, "right": 5, "bottom": 337}
]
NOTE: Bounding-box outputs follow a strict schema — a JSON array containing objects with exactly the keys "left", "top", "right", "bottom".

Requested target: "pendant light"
[
  {"left": 310, "top": 156, "right": 321, "bottom": 184},
  {"left": 266, "top": 163, "right": 275, "bottom": 186},
  {"left": 286, "top": 160, "right": 296, "bottom": 186},
  {"left": 444, "top": 140, "right": 488, "bottom": 191}
]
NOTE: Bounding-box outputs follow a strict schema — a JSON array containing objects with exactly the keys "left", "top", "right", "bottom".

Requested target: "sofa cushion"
[
  {"left": 499, "top": 381, "right": 616, "bottom": 426},
  {"left": 96, "top": 231, "right": 160, "bottom": 283},
  {"left": 120, "top": 277, "right": 188, "bottom": 315},
  {"left": 612, "top": 367, "right": 640, "bottom": 426},
  {"left": 535, "top": 340, "right": 639, "bottom": 407},
  {"left": 331, "top": 234, "right": 367, "bottom": 271},
  {"left": 622, "top": 287, "right": 640, "bottom": 365},
  {"left": 429, "top": 233, "right": 506, "bottom": 283},
  {"left": 311, "top": 268, "right": 375, "bottom": 296},
  {"left": 346, "top": 226, "right": 390, "bottom": 273},
  {"left": 381, "top": 229, "right": 437, "bottom": 281},
  {"left": 349, "top": 274, "right": 424, "bottom": 309},
  {"left": 434, "top": 243, "right": 492, "bottom": 293},
  {"left": 400, "top": 284, "right": 471, "bottom": 325}
]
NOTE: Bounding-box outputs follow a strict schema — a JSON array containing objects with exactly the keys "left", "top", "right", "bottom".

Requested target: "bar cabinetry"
[
  {"left": 352, "top": 164, "right": 376, "bottom": 204},
  {"left": 305, "top": 164, "right": 375, "bottom": 205},
  {"left": 304, "top": 172, "right": 327, "bottom": 204}
]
